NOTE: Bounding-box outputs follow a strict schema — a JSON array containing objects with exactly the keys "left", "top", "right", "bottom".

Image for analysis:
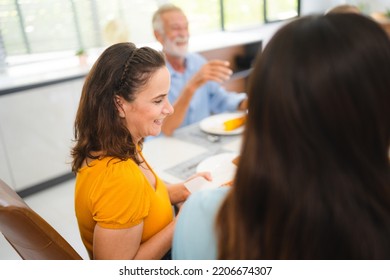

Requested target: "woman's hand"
[
  {"left": 184, "top": 171, "right": 213, "bottom": 184},
  {"left": 167, "top": 184, "right": 190, "bottom": 205},
  {"left": 167, "top": 172, "right": 212, "bottom": 205}
]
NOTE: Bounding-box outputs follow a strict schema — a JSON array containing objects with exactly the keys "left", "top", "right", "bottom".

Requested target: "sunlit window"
[
  {"left": 265, "top": 0, "right": 300, "bottom": 22},
  {"left": 0, "top": 0, "right": 300, "bottom": 62},
  {"left": 171, "top": 0, "right": 221, "bottom": 35},
  {"left": 21, "top": 0, "right": 79, "bottom": 53},
  {"left": 224, "top": 0, "right": 263, "bottom": 31},
  {"left": 1, "top": 1, "right": 28, "bottom": 55}
]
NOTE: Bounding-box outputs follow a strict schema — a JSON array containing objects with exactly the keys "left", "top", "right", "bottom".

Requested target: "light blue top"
[
  {"left": 167, "top": 53, "right": 247, "bottom": 127},
  {"left": 172, "top": 187, "right": 230, "bottom": 260}
]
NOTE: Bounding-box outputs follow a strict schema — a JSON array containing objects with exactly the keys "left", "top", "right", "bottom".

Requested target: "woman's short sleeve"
[{"left": 90, "top": 160, "right": 150, "bottom": 229}]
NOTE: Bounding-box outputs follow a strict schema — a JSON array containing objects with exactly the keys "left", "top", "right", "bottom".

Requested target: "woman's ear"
[{"left": 115, "top": 95, "right": 126, "bottom": 118}]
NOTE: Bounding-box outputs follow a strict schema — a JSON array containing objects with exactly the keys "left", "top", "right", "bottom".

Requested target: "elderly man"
[{"left": 152, "top": 4, "right": 248, "bottom": 136}]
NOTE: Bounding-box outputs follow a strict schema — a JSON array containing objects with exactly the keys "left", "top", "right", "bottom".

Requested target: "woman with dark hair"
[
  {"left": 173, "top": 14, "right": 390, "bottom": 259},
  {"left": 71, "top": 42, "right": 209, "bottom": 259}
]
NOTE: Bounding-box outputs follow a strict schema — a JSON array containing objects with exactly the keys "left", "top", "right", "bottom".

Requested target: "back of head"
[
  {"left": 217, "top": 14, "right": 390, "bottom": 259},
  {"left": 152, "top": 4, "right": 184, "bottom": 33}
]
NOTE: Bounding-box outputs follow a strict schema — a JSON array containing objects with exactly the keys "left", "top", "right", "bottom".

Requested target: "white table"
[{"left": 142, "top": 122, "right": 242, "bottom": 184}]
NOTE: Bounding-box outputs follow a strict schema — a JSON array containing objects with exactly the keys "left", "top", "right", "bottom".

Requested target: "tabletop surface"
[{"left": 142, "top": 122, "right": 242, "bottom": 184}]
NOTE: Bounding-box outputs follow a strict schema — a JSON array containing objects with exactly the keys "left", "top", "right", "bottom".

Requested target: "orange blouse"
[{"left": 74, "top": 155, "right": 173, "bottom": 258}]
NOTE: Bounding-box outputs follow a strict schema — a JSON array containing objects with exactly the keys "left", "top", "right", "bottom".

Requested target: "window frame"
[
  {"left": 263, "top": 0, "right": 301, "bottom": 23},
  {"left": 0, "top": 0, "right": 301, "bottom": 66}
]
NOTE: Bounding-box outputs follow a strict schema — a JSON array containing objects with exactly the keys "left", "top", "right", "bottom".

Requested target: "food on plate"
[
  {"left": 223, "top": 115, "right": 246, "bottom": 131},
  {"left": 232, "top": 156, "right": 240, "bottom": 166}
]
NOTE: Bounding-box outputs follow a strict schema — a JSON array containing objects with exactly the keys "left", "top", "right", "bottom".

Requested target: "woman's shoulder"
[
  {"left": 173, "top": 187, "right": 229, "bottom": 260},
  {"left": 84, "top": 157, "right": 143, "bottom": 187},
  {"left": 180, "top": 187, "right": 230, "bottom": 224},
  {"left": 97, "top": 156, "right": 138, "bottom": 170},
  {"left": 186, "top": 187, "right": 230, "bottom": 212}
]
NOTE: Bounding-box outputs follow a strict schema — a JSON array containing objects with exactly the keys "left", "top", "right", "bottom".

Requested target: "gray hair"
[{"left": 152, "top": 4, "right": 184, "bottom": 34}]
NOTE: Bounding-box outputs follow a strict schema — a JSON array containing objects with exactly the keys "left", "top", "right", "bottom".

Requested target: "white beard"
[{"left": 163, "top": 36, "right": 189, "bottom": 58}]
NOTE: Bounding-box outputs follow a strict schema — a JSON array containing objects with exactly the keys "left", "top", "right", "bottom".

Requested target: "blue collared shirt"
[{"left": 166, "top": 53, "right": 247, "bottom": 127}]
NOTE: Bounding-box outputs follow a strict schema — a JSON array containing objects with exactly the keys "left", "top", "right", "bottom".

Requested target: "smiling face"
[
  {"left": 117, "top": 66, "right": 173, "bottom": 143},
  {"left": 157, "top": 10, "right": 189, "bottom": 58}
]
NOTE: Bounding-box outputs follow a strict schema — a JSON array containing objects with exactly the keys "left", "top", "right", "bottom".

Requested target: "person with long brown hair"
[
  {"left": 172, "top": 13, "right": 390, "bottom": 259},
  {"left": 71, "top": 42, "right": 210, "bottom": 260}
]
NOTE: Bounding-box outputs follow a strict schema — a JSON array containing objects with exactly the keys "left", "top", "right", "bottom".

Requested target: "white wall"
[
  {"left": 0, "top": 126, "right": 13, "bottom": 188},
  {"left": 0, "top": 80, "right": 83, "bottom": 191}
]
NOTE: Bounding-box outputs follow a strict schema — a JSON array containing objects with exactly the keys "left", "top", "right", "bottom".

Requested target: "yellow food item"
[
  {"left": 232, "top": 156, "right": 240, "bottom": 166},
  {"left": 223, "top": 115, "right": 246, "bottom": 131}
]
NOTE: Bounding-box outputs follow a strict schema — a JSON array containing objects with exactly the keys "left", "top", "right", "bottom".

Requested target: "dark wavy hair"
[
  {"left": 71, "top": 42, "right": 166, "bottom": 172},
  {"left": 216, "top": 14, "right": 390, "bottom": 259}
]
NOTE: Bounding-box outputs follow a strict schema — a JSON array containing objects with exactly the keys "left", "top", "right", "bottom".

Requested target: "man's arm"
[
  {"left": 162, "top": 60, "right": 233, "bottom": 136},
  {"left": 161, "top": 83, "right": 197, "bottom": 136},
  {"left": 238, "top": 98, "right": 248, "bottom": 111}
]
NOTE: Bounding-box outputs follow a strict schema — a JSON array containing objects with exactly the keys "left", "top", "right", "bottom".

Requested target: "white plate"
[
  {"left": 196, "top": 152, "right": 238, "bottom": 187},
  {"left": 199, "top": 112, "right": 246, "bottom": 135},
  {"left": 184, "top": 176, "right": 219, "bottom": 193}
]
